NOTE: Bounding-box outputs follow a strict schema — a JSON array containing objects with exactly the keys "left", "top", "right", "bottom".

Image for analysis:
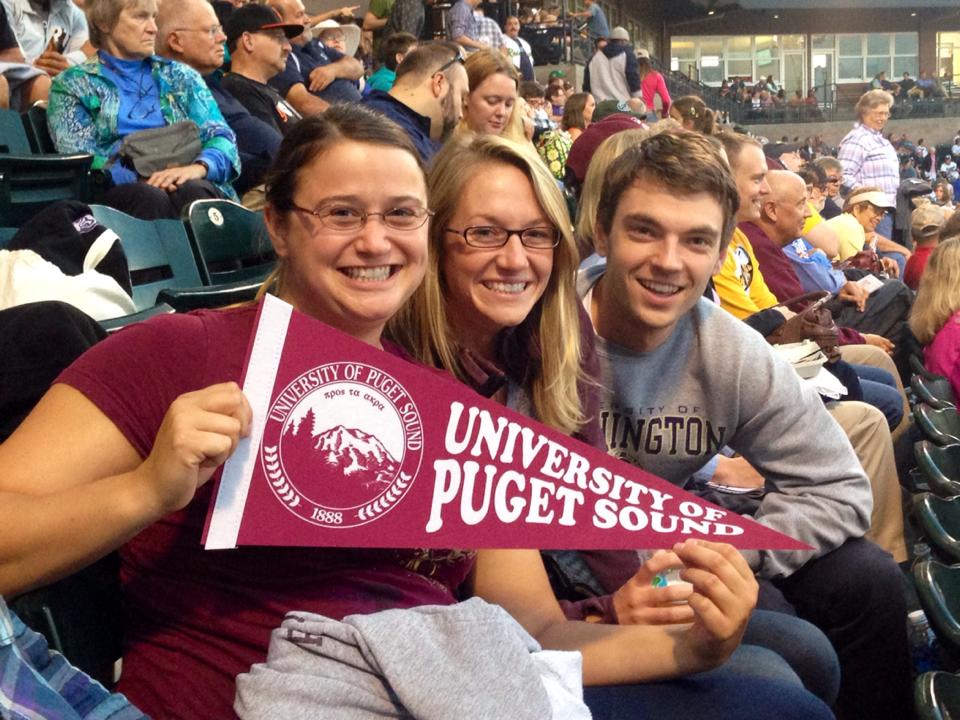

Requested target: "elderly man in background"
[{"left": 838, "top": 89, "right": 911, "bottom": 275}]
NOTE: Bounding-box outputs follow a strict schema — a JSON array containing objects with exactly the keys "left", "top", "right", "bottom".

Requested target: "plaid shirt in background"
[
  {"left": 475, "top": 15, "right": 505, "bottom": 49},
  {"left": 837, "top": 123, "right": 900, "bottom": 205},
  {"left": 0, "top": 596, "right": 146, "bottom": 720},
  {"left": 447, "top": 0, "right": 477, "bottom": 43}
]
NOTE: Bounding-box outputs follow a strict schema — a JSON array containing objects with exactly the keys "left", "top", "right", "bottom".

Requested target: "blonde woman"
[
  {"left": 460, "top": 49, "right": 526, "bottom": 143},
  {"left": 910, "top": 237, "right": 960, "bottom": 398}
]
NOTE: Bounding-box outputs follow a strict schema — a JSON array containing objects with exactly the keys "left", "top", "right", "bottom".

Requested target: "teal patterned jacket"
[{"left": 48, "top": 54, "right": 240, "bottom": 199}]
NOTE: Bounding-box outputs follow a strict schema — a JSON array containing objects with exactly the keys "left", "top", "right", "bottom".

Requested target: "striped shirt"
[{"left": 837, "top": 122, "right": 900, "bottom": 205}]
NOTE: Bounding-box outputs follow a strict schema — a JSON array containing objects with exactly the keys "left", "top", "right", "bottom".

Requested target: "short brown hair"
[
  {"left": 394, "top": 41, "right": 462, "bottom": 83},
  {"left": 597, "top": 131, "right": 739, "bottom": 252}
]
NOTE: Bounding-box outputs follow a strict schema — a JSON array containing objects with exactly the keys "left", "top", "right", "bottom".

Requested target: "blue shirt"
[
  {"left": 586, "top": 4, "right": 610, "bottom": 40},
  {"left": 271, "top": 40, "right": 361, "bottom": 104},
  {"left": 362, "top": 89, "right": 439, "bottom": 162}
]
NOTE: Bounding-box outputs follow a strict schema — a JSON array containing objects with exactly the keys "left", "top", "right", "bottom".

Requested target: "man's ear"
[
  {"left": 431, "top": 71, "right": 445, "bottom": 99},
  {"left": 713, "top": 245, "right": 728, "bottom": 276},
  {"left": 166, "top": 31, "right": 185, "bottom": 55},
  {"left": 761, "top": 199, "right": 777, "bottom": 224},
  {"left": 594, "top": 221, "right": 610, "bottom": 257}
]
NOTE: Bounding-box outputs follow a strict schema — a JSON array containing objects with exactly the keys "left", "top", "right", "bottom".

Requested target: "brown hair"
[
  {"left": 562, "top": 92, "right": 591, "bottom": 132},
  {"left": 598, "top": 130, "right": 739, "bottom": 253}
]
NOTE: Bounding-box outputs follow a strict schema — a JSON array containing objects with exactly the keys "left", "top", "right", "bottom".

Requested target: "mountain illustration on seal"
[{"left": 283, "top": 407, "right": 399, "bottom": 503}]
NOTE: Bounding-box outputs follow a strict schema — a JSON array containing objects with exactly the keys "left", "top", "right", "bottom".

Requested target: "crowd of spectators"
[{"left": 0, "top": 2, "right": 956, "bottom": 719}]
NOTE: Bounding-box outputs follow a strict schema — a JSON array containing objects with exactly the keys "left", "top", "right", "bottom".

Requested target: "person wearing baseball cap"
[
  {"left": 904, "top": 203, "right": 946, "bottom": 289},
  {"left": 221, "top": 4, "right": 304, "bottom": 137},
  {"left": 583, "top": 25, "right": 642, "bottom": 104},
  {"left": 839, "top": 186, "right": 910, "bottom": 277}
]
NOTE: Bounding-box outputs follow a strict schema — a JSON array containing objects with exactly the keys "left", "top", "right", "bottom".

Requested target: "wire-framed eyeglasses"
[
  {"left": 444, "top": 226, "right": 560, "bottom": 249},
  {"left": 174, "top": 24, "right": 223, "bottom": 39},
  {"left": 290, "top": 203, "right": 434, "bottom": 231}
]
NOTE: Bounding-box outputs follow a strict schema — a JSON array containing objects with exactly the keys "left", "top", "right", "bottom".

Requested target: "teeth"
[
  {"left": 640, "top": 279, "right": 681, "bottom": 295},
  {"left": 484, "top": 281, "right": 527, "bottom": 294},
  {"left": 344, "top": 266, "right": 392, "bottom": 281}
]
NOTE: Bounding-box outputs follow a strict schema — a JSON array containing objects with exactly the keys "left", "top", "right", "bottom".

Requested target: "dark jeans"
[
  {"left": 760, "top": 537, "right": 913, "bottom": 720},
  {"left": 584, "top": 672, "right": 834, "bottom": 720},
  {"left": 103, "top": 179, "right": 222, "bottom": 220}
]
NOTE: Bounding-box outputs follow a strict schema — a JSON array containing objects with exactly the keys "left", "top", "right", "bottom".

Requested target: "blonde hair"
[
  {"left": 910, "top": 238, "right": 960, "bottom": 343},
  {"left": 575, "top": 128, "right": 650, "bottom": 257},
  {"left": 461, "top": 49, "right": 526, "bottom": 144},
  {"left": 389, "top": 135, "right": 586, "bottom": 435},
  {"left": 855, "top": 89, "right": 894, "bottom": 119}
]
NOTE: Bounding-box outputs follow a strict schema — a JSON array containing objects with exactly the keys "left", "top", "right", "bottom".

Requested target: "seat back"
[
  {"left": 0, "top": 108, "right": 32, "bottom": 154},
  {"left": 912, "top": 353, "right": 945, "bottom": 382},
  {"left": 183, "top": 199, "right": 275, "bottom": 285},
  {"left": 915, "top": 493, "right": 960, "bottom": 564},
  {"left": 21, "top": 105, "right": 57, "bottom": 154},
  {"left": 916, "top": 441, "right": 960, "bottom": 498},
  {"left": 91, "top": 205, "right": 203, "bottom": 311},
  {"left": 913, "top": 374, "right": 958, "bottom": 411},
  {"left": 914, "top": 404, "right": 960, "bottom": 447},
  {"left": 913, "top": 559, "right": 960, "bottom": 656}
]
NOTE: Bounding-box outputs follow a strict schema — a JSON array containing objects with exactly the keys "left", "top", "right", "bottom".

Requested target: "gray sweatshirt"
[{"left": 579, "top": 261, "right": 872, "bottom": 579}]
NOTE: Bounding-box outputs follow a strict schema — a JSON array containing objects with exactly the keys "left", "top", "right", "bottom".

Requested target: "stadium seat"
[
  {"left": 0, "top": 109, "right": 93, "bottom": 227},
  {"left": 914, "top": 404, "right": 960, "bottom": 446},
  {"left": 916, "top": 441, "right": 960, "bottom": 497},
  {"left": 21, "top": 105, "right": 57, "bottom": 154},
  {"left": 913, "top": 559, "right": 960, "bottom": 658},
  {"left": 913, "top": 374, "right": 958, "bottom": 411},
  {"left": 916, "top": 494, "right": 960, "bottom": 564},
  {"left": 915, "top": 670, "right": 960, "bottom": 720},
  {"left": 912, "top": 353, "right": 945, "bottom": 382},
  {"left": 182, "top": 199, "right": 275, "bottom": 285}
]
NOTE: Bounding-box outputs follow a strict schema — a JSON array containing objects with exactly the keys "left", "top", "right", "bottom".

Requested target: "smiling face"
[
  {"left": 594, "top": 176, "right": 725, "bottom": 353},
  {"left": 464, "top": 72, "right": 517, "bottom": 135},
  {"left": 266, "top": 140, "right": 428, "bottom": 346},
  {"left": 102, "top": 0, "right": 158, "bottom": 59},
  {"left": 851, "top": 202, "right": 886, "bottom": 233},
  {"left": 441, "top": 161, "right": 554, "bottom": 358},
  {"left": 731, "top": 144, "right": 770, "bottom": 223},
  {"left": 861, "top": 103, "right": 891, "bottom": 132}
]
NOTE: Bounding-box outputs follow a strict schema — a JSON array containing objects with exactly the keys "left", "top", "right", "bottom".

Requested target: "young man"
[{"left": 581, "top": 131, "right": 912, "bottom": 720}]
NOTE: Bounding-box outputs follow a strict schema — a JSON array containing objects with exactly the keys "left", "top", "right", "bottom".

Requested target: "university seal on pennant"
[{"left": 260, "top": 362, "right": 424, "bottom": 528}]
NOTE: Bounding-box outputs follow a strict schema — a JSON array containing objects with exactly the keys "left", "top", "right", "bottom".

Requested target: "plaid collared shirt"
[
  {"left": 474, "top": 15, "right": 505, "bottom": 48},
  {"left": 837, "top": 122, "right": 900, "bottom": 205},
  {"left": 0, "top": 596, "right": 146, "bottom": 720},
  {"left": 447, "top": 0, "right": 477, "bottom": 43}
]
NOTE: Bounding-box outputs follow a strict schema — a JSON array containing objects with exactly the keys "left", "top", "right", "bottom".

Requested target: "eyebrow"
[
  {"left": 621, "top": 213, "right": 720, "bottom": 238},
  {"left": 313, "top": 194, "right": 425, "bottom": 206}
]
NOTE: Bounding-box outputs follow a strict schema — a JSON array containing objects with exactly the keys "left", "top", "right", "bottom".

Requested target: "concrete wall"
[{"left": 741, "top": 117, "right": 960, "bottom": 147}]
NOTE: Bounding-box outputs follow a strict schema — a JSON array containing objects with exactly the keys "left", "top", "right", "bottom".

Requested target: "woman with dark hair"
[
  {"left": 535, "top": 91, "right": 594, "bottom": 180},
  {"left": 48, "top": 0, "right": 240, "bottom": 219}
]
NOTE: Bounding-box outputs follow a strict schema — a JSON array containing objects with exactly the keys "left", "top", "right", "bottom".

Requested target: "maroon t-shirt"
[
  {"left": 904, "top": 244, "right": 934, "bottom": 291},
  {"left": 58, "top": 305, "right": 475, "bottom": 719}
]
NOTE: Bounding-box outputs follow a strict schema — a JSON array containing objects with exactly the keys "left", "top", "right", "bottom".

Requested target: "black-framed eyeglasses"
[
  {"left": 434, "top": 50, "right": 465, "bottom": 75},
  {"left": 445, "top": 226, "right": 560, "bottom": 249},
  {"left": 290, "top": 203, "right": 433, "bottom": 231}
]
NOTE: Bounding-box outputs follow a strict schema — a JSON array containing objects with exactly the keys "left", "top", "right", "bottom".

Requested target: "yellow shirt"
[
  {"left": 802, "top": 203, "right": 823, "bottom": 235},
  {"left": 822, "top": 213, "right": 866, "bottom": 261},
  {"left": 713, "top": 227, "right": 780, "bottom": 319}
]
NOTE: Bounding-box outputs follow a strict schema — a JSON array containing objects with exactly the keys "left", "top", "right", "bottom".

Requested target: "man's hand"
[
  {"left": 839, "top": 281, "right": 869, "bottom": 312},
  {"left": 863, "top": 333, "right": 895, "bottom": 355},
  {"left": 612, "top": 551, "right": 694, "bottom": 625},
  {"left": 308, "top": 64, "right": 337, "bottom": 93},
  {"left": 675, "top": 540, "right": 758, "bottom": 668},
  {"left": 34, "top": 48, "right": 70, "bottom": 76},
  {"left": 880, "top": 256, "right": 900, "bottom": 278},
  {"left": 145, "top": 163, "right": 207, "bottom": 191},
  {"left": 711, "top": 455, "right": 764, "bottom": 489}
]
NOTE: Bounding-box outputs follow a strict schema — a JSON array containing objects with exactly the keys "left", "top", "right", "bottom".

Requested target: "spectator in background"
[
  {"left": 472, "top": 5, "right": 504, "bottom": 50},
  {"left": 460, "top": 48, "right": 524, "bottom": 141},
  {"left": 48, "top": 0, "right": 239, "bottom": 218},
  {"left": 267, "top": 0, "right": 363, "bottom": 114},
  {"left": 447, "top": 0, "right": 486, "bottom": 51},
  {"left": 364, "top": 30, "right": 416, "bottom": 94},
  {"left": 568, "top": 0, "right": 608, "bottom": 44},
  {"left": 545, "top": 81, "right": 565, "bottom": 122},
  {"left": 951, "top": 134, "right": 960, "bottom": 157},
  {"left": 502, "top": 15, "right": 533, "bottom": 82},
  {"left": 535, "top": 91, "right": 593, "bottom": 180},
  {"left": 361, "top": 0, "right": 392, "bottom": 57},
  {"left": 381, "top": 0, "right": 424, "bottom": 40},
  {"left": 904, "top": 204, "right": 946, "bottom": 291},
  {"left": 941, "top": 154, "right": 959, "bottom": 182},
  {"left": 583, "top": 26, "right": 640, "bottom": 104},
  {"left": 0, "top": 1, "right": 50, "bottom": 108},
  {"left": 221, "top": 4, "right": 303, "bottom": 137},
  {"left": 668, "top": 94, "right": 716, "bottom": 134},
  {"left": 915, "top": 70, "right": 944, "bottom": 99},
  {"left": 838, "top": 90, "right": 900, "bottom": 247},
  {"left": 637, "top": 48, "right": 670, "bottom": 120},
  {"left": 813, "top": 156, "right": 844, "bottom": 219},
  {"left": 313, "top": 18, "right": 359, "bottom": 60},
  {"left": 363, "top": 41, "right": 467, "bottom": 162},
  {"left": 934, "top": 178, "right": 956, "bottom": 211},
  {"left": 519, "top": 80, "right": 553, "bottom": 140},
  {"left": 911, "top": 238, "right": 960, "bottom": 399},
  {"left": 157, "top": 0, "right": 287, "bottom": 200},
  {"left": 2, "top": 0, "right": 93, "bottom": 76},
  {"left": 898, "top": 71, "right": 915, "bottom": 101}
]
